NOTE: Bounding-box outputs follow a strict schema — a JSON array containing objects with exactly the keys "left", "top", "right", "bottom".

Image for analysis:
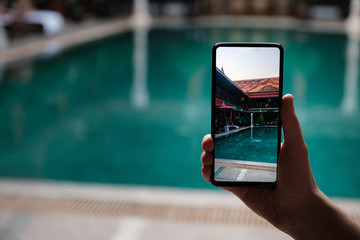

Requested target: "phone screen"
[{"left": 211, "top": 43, "right": 283, "bottom": 187}]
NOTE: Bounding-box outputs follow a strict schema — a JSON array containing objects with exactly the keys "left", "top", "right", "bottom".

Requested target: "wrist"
[
  {"left": 283, "top": 188, "right": 360, "bottom": 240},
  {"left": 283, "top": 188, "right": 326, "bottom": 239}
]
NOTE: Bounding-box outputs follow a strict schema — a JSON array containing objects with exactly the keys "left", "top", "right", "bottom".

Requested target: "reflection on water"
[
  {"left": 215, "top": 127, "right": 277, "bottom": 163},
  {"left": 341, "top": 32, "right": 359, "bottom": 113},
  {"left": 130, "top": 0, "right": 151, "bottom": 108},
  {"left": 0, "top": 28, "right": 360, "bottom": 197},
  {"left": 131, "top": 26, "right": 150, "bottom": 108},
  {"left": 341, "top": 0, "right": 360, "bottom": 114}
]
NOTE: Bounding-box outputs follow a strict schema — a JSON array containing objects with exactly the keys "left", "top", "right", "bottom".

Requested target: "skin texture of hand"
[{"left": 201, "top": 94, "right": 360, "bottom": 239}]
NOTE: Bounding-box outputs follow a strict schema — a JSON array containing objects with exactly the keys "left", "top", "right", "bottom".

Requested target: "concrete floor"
[
  {"left": 0, "top": 212, "right": 291, "bottom": 240},
  {"left": 0, "top": 178, "right": 359, "bottom": 240},
  {"left": 0, "top": 179, "right": 290, "bottom": 240}
]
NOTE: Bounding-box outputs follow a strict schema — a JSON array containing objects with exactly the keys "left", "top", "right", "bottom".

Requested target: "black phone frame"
[{"left": 211, "top": 42, "right": 284, "bottom": 187}]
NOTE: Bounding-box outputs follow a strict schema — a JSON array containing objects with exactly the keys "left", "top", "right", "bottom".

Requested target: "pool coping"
[
  {"left": 0, "top": 15, "right": 348, "bottom": 65},
  {"left": 215, "top": 126, "right": 250, "bottom": 139},
  {"left": 215, "top": 159, "right": 277, "bottom": 170},
  {"left": 215, "top": 125, "right": 278, "bottom": 139}
]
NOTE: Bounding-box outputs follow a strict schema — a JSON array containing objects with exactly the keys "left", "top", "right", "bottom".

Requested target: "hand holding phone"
[{"left": 211, "top": 43, "right": 283, "bottom": 187}]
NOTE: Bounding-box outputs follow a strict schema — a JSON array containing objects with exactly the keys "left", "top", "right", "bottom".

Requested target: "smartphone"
[{"left": 211, "top": 42, "right": 283, "bottom": 187}]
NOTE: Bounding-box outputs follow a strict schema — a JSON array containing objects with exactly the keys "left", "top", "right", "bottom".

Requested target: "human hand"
[
  {"left": 201, "top": 94, "right": 317, "bottom": 233},
  {"left": 202, "top": 94, "right": 360, "bottom": 239}
]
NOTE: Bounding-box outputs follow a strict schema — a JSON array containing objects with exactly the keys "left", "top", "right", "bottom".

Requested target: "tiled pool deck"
[
  {"left": 215, "top": 159, "right": 276, "bottom": 182},
  {"left": 0, "top": 178, "right": 359, "bottom": 240}
]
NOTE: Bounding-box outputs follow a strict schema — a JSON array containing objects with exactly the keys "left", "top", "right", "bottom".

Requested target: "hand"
[
  {"left": 201, "top": 94, "right": 316, "bottom": 232},
  {"left": 201, "top": 94, "right": 360, "bottom": 239}
]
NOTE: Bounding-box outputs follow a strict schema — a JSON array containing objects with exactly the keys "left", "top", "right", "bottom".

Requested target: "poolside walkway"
[
  {"left": 0, "top": 178, "right": 359, "bottom": 240},
  {"left": 0, "top": 17, "right": 131, "bottom": 64},
  {"left": 0, "top": 15, "right": 348, "bottom": 65},
  {"left": 215, "top": 159, "right": 276, "bottom": 182}
]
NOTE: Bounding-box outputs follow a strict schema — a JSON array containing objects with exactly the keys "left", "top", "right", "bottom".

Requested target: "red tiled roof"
[{"left": 234, "top": 77, "right": 279, "bottom": 98}]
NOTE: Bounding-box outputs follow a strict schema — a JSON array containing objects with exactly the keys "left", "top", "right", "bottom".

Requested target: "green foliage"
[{"left": 256, "top": 116, "right": 264, "bottom": 123}]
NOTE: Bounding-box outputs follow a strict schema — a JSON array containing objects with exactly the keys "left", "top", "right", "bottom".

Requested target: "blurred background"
[{"left": 0, "top": 0, "right": 360, "bottom": 239}]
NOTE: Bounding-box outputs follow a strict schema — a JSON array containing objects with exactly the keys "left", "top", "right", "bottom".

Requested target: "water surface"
[
  {"left": 215, "top": 127, "right": 278, "bottom": 163},
  {"left": 0, "top": 28, "right": 359, "bottom": 197}
]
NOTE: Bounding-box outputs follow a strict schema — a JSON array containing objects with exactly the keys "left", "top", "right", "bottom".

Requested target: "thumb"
[{"left": 281, "top": 94, "right": 306, "bottom": 148}]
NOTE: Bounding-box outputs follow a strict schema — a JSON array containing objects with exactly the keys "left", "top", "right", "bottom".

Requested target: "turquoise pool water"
[
  {"left": 215, "top": 127, "right": 278, "bottom": 163},
  {"left": 0, "top": 27, "right": 359, "bottom": 197}
]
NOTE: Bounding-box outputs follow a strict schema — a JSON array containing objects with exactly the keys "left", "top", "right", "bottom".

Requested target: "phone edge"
[{"left": 210, "top": 42, "right": 283, "bottom": 188}]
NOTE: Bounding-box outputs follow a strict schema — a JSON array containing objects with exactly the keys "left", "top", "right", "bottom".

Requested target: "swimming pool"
[
  {"left": 0, "top": 27, "right": 359, "bottom": 198},
  {"left": 215, "top": 127, "right": 278, "bottom": 163}
]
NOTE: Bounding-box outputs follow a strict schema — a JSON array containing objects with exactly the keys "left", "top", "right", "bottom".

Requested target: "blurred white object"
[
  {"left": 23, "top": 10, "right": 64, "bottom": 36},
  {"left": 132, "top": 0, "right": 151, "bottom": 27},
  {"left": 346, "top": 0, "right": 360, "bottom": 34},
  {"left": 309, "top": 5, "right": 341, "bottom": 20},
  {"left": 131, "top": 26, "right": 150, "bottom": 109},
  {"left": 130, "top": 0, "right": 150, "bottom": 109}
]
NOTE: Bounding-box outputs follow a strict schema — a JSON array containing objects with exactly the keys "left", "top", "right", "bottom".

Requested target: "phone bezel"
[{"left": 211, "top": 42, "right": 283, "bottom": 187}]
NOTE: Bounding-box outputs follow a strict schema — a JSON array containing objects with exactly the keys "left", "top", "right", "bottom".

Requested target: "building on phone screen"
[{"left": 215, "top": 67, "right": 279, "bottom": 137}]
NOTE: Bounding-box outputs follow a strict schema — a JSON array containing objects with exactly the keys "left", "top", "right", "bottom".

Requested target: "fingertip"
[
  {"left": 202, "top": 134, "right": 211, "bottom": 143},
  {"left": 202, "top": 134, "right": 214, "bottom": 152},
  {"left": 283, "top": 93, "right": 293, "bottom": 102},
  {"left": 281, "top": 94, "right": 294, "bottom": 115}
]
